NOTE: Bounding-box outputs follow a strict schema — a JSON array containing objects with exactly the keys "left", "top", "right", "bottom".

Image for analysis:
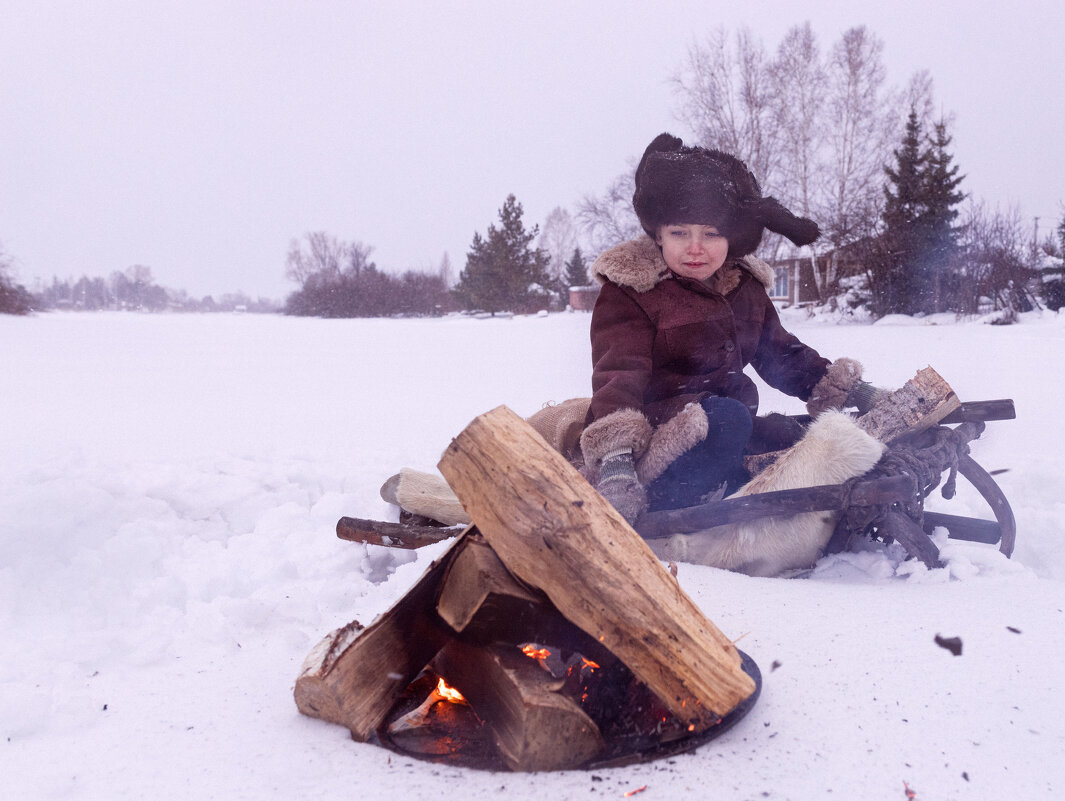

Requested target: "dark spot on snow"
[
  {"left": 935, "top": 634, "right": 963, "bottom": 656},
  {"left": 771, "top": 660, "right": 782, "bottom": 672},
  {"left": 962, "top": 771, "right": 970, "bottom": 781},
  {"left": 1006, "top": 626, "right": 1021, "bottom": 634}
]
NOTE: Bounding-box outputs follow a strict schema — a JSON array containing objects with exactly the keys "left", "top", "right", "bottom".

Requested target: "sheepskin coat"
[{"left": 588, "top": 236, "right": 831, "bottom": 428}]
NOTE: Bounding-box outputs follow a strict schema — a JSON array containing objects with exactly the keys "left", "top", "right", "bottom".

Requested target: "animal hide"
[
  {"left": 379, "top": 467, "right": 471, "bottom": 527},
  {"left": 648, "top": 411, "right": 886, "bottom": 577}
]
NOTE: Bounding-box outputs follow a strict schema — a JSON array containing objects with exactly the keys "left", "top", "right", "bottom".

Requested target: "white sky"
[{"left": 2, "top": 0, "right": 1063, "bottom": 300}]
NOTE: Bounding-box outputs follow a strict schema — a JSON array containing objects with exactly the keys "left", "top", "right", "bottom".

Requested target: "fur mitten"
[
  {"left": 579, "top": 408, "right": 653, "bottom": 484},
  {"left": 806, "top": 358, "right": 863, "bottom": 417}
]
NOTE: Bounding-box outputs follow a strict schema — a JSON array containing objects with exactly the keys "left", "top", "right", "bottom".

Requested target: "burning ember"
[{"left": 436, "top": 677, "right": 466, "bottom": 704}]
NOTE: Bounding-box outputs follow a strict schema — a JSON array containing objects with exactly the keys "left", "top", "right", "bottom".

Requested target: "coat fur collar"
[{"left": 591, "top": 235, "right": 776, "bottom": 295}]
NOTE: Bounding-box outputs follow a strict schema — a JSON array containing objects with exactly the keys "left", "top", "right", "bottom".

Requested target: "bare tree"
[
  {"left": 672, "top": 27, "right": 781, "bottom": 189},
  {"left": 957, "top": 201, "right": 1038, "bottom": 318},
  {"left": 285, "top": 231, "right": 372, "bottom": 287},
  {"left": 818, "top": 27, "right": 899, "bottom": 251},
  {"left": 538, "top": 206, "right": 580, "bottom": 284},
  {"left": 576, "top": 170, "right": 642, "bottom": 255},
  {"left": 771, "top": 23, "right": 826, "bottom": 219}
]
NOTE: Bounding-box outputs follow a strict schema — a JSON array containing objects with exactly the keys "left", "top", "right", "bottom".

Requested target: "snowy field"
[{"left": 2, "top": 309, "right": 1064, "bottom": 800}]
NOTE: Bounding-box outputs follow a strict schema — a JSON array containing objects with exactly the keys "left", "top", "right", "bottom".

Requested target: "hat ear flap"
[{"left": 747, "top": 197, "right": 821, "bottom": 246}]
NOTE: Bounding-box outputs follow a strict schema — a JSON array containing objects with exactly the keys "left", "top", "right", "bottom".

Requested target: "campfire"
[{"left": 295, "top": 407, "right": 760, "bottom": 771}]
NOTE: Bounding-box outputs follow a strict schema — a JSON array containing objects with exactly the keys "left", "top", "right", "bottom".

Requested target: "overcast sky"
[{"left": 3, "top": 1, "right": 1063, "bottom": 300}]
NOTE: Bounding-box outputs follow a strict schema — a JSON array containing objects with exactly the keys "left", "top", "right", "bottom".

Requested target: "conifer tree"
[
  {"left": 452, "top": 195, "right": 552, "bottom": 314},
  {"left": 872, "top": 107, "right": 965, "bottom": 315},
  {"left": 563, "top": 247, "right": 589, "bottom": 288}
]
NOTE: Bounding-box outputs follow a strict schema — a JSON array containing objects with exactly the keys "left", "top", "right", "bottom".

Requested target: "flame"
[
  {"left": 436, "top": 677, "right": 466, "bottom": 704},
  {"left": 521, "top": 644, "right": 552, "bottom": 661},
  {"left": 580, "top": 657, "right": 599, "bottom": 671}
]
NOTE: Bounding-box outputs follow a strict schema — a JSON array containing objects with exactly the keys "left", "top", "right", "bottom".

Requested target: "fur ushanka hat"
[{"left": 632, "top": 133, "right": 820, "bottom": 258}]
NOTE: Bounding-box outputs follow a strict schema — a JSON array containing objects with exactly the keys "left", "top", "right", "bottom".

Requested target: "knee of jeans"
[{"left": 699, "top": 396, "right": 754, "bottom": 440}]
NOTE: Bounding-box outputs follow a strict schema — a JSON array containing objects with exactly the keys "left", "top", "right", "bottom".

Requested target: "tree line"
[
  {"left": 0, "top": 257, "right": 278, "bottom": 315},
  {"left": 4, "top": 22, "right": 1061, "bottom": 320}
]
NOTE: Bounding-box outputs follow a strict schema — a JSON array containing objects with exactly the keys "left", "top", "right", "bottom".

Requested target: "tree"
[
  {"left": 870, "top": 108, "right": 966, "bottom": 316},
  {"left": 576, "top": 170, "right": 642, "bottom": 255},
  {"left": 563, "top": 247, "right": 590, "bottom": 288},
  {"left": 771, "top": 23, "right": 826, "bottom": 222},
  {"left": 0, "top": 244, "right": 32, "bottom": 315},
  {"left": 821, "top": 26, "right": 898, "bottom": 249},
  {"left": 538, "top": 206, "right": 580, "bottom": 303},
  {"left": 452, "top": 195, "right": 552, "bottom": 314},
  {"left": 672, "top": 27, "right": 781, "bottom": 193}
]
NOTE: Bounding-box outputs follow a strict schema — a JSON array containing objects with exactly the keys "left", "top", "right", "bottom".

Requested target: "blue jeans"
[{"left": 646, "top": 396, "right": 754, "bottom": 512}]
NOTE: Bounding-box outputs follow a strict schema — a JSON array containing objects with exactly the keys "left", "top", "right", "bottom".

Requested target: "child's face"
[{"left": 655, "top": 224, "right": 729, "bottom": 281}]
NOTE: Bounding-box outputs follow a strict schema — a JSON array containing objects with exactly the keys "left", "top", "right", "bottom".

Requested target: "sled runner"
[{"left": 338, "top": 373, "right": 1016, "bottom": 574}]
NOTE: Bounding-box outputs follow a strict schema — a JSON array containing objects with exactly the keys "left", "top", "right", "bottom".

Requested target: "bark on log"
[
  {"left": 336, "top": 516, "right": 462, "bottom": 549},
  {"left": 433, "top": 640, "right": 604, "bottom": 771},
  {"left": 437, "top": 405, "right": 756, "bottom": 730},
  {"left": 857, "top": 366, "right": 960, "bottom": 443},
  {"left": 293, "top": 533, "right": 464, "bottom": 740}
]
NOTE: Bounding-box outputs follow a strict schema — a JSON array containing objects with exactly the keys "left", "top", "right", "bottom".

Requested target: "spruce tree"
[
  {"left": 452, "top": 195, "right": 552, "bottom": 314},
  {"left": 874, "top": 108, "right": 965, "bottom": 315},
  {"left": 563, "top": 247, "right": 589, "bottom": 288},
  {"left": 875, "top": 107, "right": 926, "bottom": 315}
]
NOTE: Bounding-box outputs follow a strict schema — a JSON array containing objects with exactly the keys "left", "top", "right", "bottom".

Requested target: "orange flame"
[
  {"left": 521, "top": 644, "right": 552, "bottom": 661},
  {"left": 436, "top": 677, "right": 466, "bottom": 704},
  {"left": 581, "top": 657, "right": 600, "bottom": 671}
]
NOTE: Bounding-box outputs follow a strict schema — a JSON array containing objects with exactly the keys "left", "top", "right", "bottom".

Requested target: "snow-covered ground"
[{"left": 2, "top": 309, "right": 1063, "bottom": 800}]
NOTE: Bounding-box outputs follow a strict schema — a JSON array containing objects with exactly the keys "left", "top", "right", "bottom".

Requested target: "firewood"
[
  {"left": 435, "top": 535, "right": 619, "bottom": 665},
  {"left": 335, "top": 516, "right": 461, "bottom": 549},
  {"left": 432, "top": 639, "right": 604, "bottom": 771},
  {"left": 857, "top": 366, "right": 961, "bottom": 443},
  {"left": 436, "top": 534, "right": 543, "bottom": 633},
  {"left": 293, "top": 533, "right": 465, "bottom": 740},
  {"left": 438, "top": 405, "right": 756, "bottom": 731}
]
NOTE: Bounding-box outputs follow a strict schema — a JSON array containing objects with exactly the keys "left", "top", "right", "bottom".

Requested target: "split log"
[
  {"left": 857, "top": 366, "right": 960, "bottom": 443},
  {"left": 294, "top": 533, "right": 465, "bottom": 740},
  {"left": 433, "top": 640, "right": 605, "bottom": 771},
  {"left": 438, "top": 405, "right": 756, "bottom": 731}
]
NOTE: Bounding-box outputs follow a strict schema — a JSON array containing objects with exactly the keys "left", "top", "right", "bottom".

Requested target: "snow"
[{"left": 2, "top": 309, "right": 1064, "bottom": 800}]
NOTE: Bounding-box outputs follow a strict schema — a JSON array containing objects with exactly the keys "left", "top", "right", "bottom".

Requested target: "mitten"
[{"left": 596, "top": 449, "right": 647, "bottom": 524}]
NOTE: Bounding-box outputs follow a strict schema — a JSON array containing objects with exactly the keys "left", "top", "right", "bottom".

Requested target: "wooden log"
[
  {"left": 336, "top": 516, "right": 461, "bottom": 549},
  {"left": 436, "top": 534, "right": 543, "bottom": 633},
  {"left": 293, "top": 532, "right": 465, "bottom": 740},
  {"left": 857, "top": 366, "right": 961, "bottom": 444},
  {"left": 435, "top": 535, "right": 619, "bottom": 665},
  {"left": 635, "top": 474, "right": 916, "bottom": 539},
  {"left": 433, "top": 640, "right": 605, "bottom": 771},
  {"left": 438, "top": 405, "right": 756, "bottom": 730}
]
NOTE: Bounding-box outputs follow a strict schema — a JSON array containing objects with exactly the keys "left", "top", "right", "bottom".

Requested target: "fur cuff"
[
  {"left": 806, "top": 358, "right": 863, "bottom": 418},
  {"left": 636, "top": 401, "right": 709, "bottom": 485},
  {"left": 580, "top": 408, "right": 653, "bottom": 471}
]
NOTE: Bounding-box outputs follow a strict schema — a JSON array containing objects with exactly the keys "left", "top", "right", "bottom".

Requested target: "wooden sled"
[{"left": 339, "top": 390, "right": 1016, "bottom": 572}]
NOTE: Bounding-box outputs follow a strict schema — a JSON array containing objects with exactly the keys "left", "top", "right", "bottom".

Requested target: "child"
[{"left": 579, "top": 133, "right": 873, "bottom": 523}]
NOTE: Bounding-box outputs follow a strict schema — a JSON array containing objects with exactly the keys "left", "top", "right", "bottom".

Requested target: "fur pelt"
[
  {"left": 379, "top": 468, "right": 471, "bottom": 527},
  {"left": 591, "top": 236, "right": 776, "bottom": 294},
  {"left": 806, "top": 358, "right": 863, "bottom": 418},
  {"left": 648, "top": 411, "right": 886, "bottom": 577}
]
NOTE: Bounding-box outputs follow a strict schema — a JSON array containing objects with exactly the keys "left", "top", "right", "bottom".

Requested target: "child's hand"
[{"left": 597, "top": 451, "right": 647, "bottom": 524}]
